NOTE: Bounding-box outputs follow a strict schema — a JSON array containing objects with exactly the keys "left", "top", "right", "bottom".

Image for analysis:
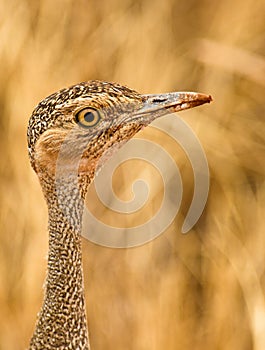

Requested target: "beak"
[
  {"left": 132, "top": 91, "right": 212, "bottom": 124},
  {"left": 142, "top": 91, "right": 212, "bottom": 113}
]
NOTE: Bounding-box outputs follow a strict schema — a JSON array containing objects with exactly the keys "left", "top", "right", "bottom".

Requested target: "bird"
[{"left": 27, "top": 80, "right": 212, "bottom": 349}]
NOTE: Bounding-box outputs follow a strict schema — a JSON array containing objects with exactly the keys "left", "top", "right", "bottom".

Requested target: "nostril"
[{"left": 152, "top": 98, "right": 167, "bottom": 103}]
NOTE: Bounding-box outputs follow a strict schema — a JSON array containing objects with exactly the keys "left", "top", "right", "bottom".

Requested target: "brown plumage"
[{"left": 27, "top": 80, "right": 211, "bottom": 349}]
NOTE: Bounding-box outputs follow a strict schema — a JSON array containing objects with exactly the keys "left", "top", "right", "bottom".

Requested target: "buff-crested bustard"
[{"left": 27, "top": 80, "right": 211, "bottom": 349}]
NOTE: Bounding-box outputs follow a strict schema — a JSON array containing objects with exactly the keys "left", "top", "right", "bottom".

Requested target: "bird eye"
[{"left": 75, "top": 108, "right": 101, "bottom": 128}]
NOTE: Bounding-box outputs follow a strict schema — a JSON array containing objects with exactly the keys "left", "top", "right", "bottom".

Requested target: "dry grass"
[{"left": 0, "top": 0, "right": 264, "bottom": 349}]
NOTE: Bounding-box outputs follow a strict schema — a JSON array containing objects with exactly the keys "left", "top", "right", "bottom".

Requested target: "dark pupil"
[{"left": 84, "top": 111, "right": 95, "bottom": 123}]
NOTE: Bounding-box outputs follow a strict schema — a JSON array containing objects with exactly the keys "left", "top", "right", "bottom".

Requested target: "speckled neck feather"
[{"left": 29, "top": 174, "right": 91, "bottom": 349}]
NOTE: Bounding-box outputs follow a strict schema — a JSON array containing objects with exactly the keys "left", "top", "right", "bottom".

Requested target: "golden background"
[{"left": 0, "top": 0, "right": 264, "bottom": 349}]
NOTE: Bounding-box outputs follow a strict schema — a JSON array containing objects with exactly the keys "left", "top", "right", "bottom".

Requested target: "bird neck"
[{"left": 30, "top": 173, "right": 90, "bottom": 350}]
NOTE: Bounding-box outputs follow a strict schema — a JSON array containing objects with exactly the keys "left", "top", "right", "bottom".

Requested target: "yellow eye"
[{"left": 75, "top": 108, "right": 101, "bottom": 128}]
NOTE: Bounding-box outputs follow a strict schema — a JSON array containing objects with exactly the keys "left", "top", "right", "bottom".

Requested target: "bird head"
[{"left": 28, "top": 80, "right": 211, "bottom": 188}]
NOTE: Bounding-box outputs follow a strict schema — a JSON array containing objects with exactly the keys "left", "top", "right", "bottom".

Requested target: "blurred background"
[{"left": 0, "top": 0, "right": 264, "bottom": 349}]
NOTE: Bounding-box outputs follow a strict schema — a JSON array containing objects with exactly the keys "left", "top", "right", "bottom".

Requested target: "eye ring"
[{"left": 75, "top": 108, "right": 102, "bottom": 128}]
